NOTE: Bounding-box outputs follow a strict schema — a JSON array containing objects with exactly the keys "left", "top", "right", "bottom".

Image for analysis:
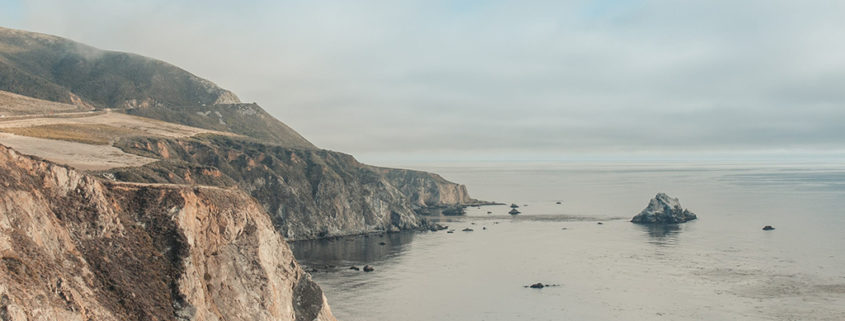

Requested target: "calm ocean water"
[{"left": 291, "top": 162, "right": 845, "bottom": 321}]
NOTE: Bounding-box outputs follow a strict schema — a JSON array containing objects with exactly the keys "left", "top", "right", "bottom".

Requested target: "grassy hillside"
[{"left": 0, "top": 26, "right": 316, "bottom": 149}]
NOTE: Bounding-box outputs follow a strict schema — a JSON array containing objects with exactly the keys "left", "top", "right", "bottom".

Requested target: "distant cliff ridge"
[{"left": 0, "top": 144, "right": 336, "bottom": 321}]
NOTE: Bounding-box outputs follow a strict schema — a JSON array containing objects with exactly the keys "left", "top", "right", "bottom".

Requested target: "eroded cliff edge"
[{"left": 0, "top": 144, "right": 335, "bottom": 321}]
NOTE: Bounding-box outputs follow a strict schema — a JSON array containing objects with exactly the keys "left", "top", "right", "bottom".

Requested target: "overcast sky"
[{"left": 4, "top": 0, "right": 845, "bottom": 162}]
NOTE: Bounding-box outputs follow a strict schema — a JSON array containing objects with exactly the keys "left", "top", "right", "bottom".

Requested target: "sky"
[{"left": 3, "top": 0, "right": 845, "bottom": 163}]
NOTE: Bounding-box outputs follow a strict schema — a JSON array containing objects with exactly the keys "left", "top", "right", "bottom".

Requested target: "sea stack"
[{"left": 631, "top": 193, "right": 697, "bottom": 224}]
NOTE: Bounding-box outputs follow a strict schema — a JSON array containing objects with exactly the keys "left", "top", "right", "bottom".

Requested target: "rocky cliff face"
[
  {"left": 100, "top": 135, "right": 472, "bottom": 240},
  {"left": 0, "top": 144, "right": 335, "bottom": 321}
]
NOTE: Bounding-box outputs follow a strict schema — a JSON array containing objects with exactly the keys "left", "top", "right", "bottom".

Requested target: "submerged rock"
[
  {"left": 363, "top": 265, "right": 375, "bottom": 272},
  {"left": 510, "top": 203, "right": 520, "bottom": 208},
  {"left": 462, "top": 228, "right": 474, "bottom": 232},
  {"left": 631, "top": 193, "right": 697, "bottom": 224},
  {"left": 762, "top": 225, "right": 775, "bottom": 231},
  {"left": 529, "top": 283, "right": 544, "bottom": 289},
  {"left": 509, "top": 209, "right": 521, "bottom": 215},
  {"left": 350, "top": 266, "right": 360, "bottom": 271}
]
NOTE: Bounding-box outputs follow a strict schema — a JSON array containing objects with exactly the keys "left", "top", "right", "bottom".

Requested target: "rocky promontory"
[{"left": 631, "top": 193, "right": 697, "bottom": 224}]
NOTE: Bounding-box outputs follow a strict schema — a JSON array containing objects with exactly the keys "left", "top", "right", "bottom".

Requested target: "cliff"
[
  {"left": 101, "top": 135, "right": 473, "bottom": 240},
  {"left": 0, "top": 144, "right": 335, "bottom": 321}
]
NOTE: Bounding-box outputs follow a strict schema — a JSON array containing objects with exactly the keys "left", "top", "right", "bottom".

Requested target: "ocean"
[{"left": 291, "top": 162, "right": 845, "bottom": 320}]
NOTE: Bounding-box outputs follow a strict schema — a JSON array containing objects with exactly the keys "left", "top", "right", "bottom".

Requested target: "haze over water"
[{"left": 291, "top": 161, "right": 845, "bottom": 321}]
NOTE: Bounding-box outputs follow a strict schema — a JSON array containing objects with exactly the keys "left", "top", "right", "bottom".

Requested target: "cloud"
[{"left": 7, "top": 0, "right": 845, "bottom": 160}]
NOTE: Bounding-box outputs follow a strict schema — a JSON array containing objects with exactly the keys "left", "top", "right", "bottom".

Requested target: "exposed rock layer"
[{"left": 0, "top": 144, "right": 335, "bottom": 321}]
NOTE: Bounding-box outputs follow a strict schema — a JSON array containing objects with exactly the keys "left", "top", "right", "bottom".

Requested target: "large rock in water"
[{"left": 631, "top": 193, "right": 697, "bottom": 224}]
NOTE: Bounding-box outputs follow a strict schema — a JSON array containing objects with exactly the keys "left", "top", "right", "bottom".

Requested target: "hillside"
[
  {"left": 0, "top": 26, "right": 479, "bottom": 241},
  {"left": 0, "top": 26, "right": 314, "bottom": 149}
]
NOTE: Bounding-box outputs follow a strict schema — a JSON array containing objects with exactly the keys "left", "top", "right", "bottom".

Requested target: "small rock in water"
[
  {"left": 561, "top": 227, "right": 567, "bottom": 230},
  {"left": 597, "top": 222, "right": 603, "bottom": 225},
  {"left": 379, "top": 242, "right": 386, "bottom": 245},
  {"left": 349, "top": 266, "right": 360, "bottom": 271},
  {"left": 556, "top": 201, "right": 562, "bottom": 204},
  {"left": 447, "top": 230, "right": 454, "bottom": 233},
  {"left": 510, "top": 203, "right": 519, "bottom": 208},
  {"left": 462, "top": 228, "right": 474, "bottom": 232},
  {"left": 529, "top": 283, "right": 544, "bottom": 289},
  {"left": 363, "top": 265, "right": 374, "bottom": 272},
  {"left": 762, "top": 225, "right": 775, "bottom": 231},
  {"left": 487, "top": 211, "right": 492, "bottom": 214},
  {"left": 482, "top": 227, "right": 487, "bottom": 230}
]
